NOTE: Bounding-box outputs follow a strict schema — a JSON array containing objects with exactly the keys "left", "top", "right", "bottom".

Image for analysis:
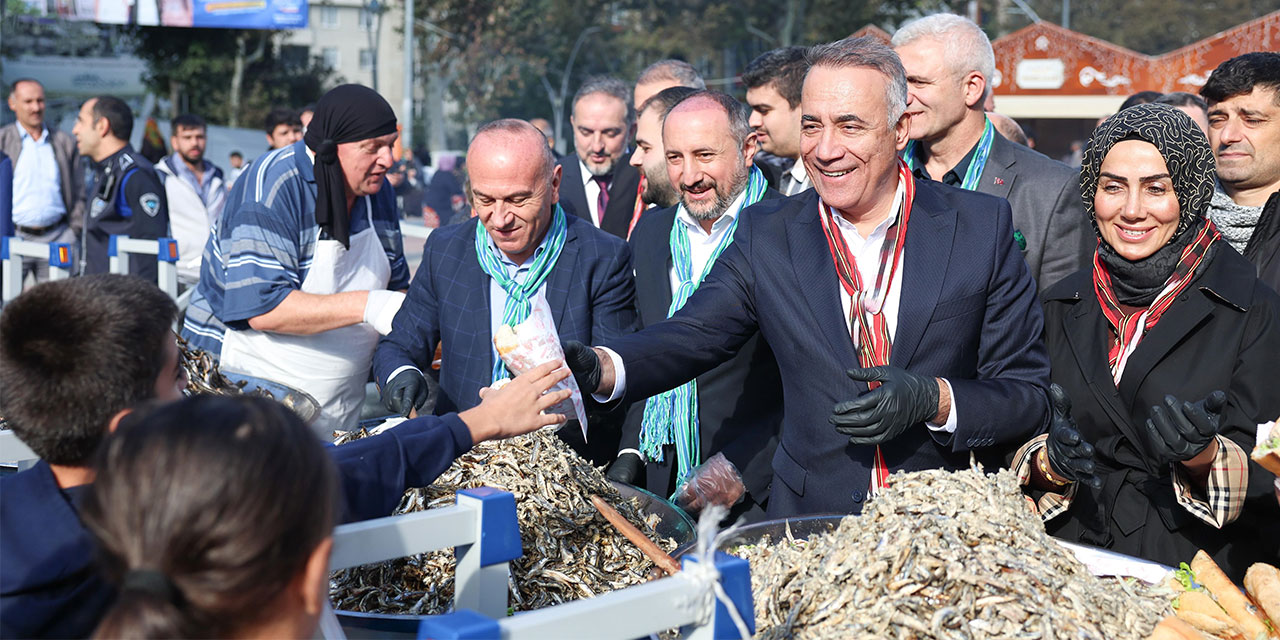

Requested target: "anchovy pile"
[
  {"left": 330, "top": 428, "right": 677, "bottom": 615},
  {"left": 177, "top": 335, "right": 271, "bottom": 398},
  {"left": 733, "top": 467, "right": 1172, "bottom": 639}
]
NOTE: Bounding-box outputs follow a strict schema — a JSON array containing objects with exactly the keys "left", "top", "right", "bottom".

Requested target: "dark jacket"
[
  {"left": 606, "top": 181, "right": 1052, "bottom": 517},
  {"left": 621, "top": 190, "right": 785, "bottom": 502},
  {"left": 372, "top": 214, "right": 639, "bottom": 464},
  {"left": 1041, "top": 246, "right": 1280, "bottom": 578},
  {"left": 556, "top": 156, "right": 641, "bottom": 239},
  {"left": 1242, "top": 190, "right": 1280, "bottom": 294}
]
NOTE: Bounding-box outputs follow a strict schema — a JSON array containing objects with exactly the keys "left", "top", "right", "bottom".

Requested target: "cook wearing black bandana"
[{"left": 181, "top": 84, "right": 412, "bottom": 434}]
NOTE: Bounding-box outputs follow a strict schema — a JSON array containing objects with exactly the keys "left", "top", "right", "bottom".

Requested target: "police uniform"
[{"left": 83, "top": 146, "right": 169, "bottom": 281}]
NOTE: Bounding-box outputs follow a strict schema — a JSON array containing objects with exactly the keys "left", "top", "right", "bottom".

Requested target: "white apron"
[{"left": 221, "top": 198, "right": 389, "bottom": 438}]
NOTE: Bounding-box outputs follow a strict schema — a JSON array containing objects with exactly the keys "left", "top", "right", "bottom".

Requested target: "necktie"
[{"left": 592, "top": 175, "right": 610, "bottom": 226}]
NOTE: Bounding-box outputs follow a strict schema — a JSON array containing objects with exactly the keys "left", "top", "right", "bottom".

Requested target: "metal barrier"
[
  {"left": 399, "top": 222, "right": 434, "bottom": 242},
  {"left": 1, "top": 237, "right": 73, "bottom": 303},
  {"left": 0, "top": 429, "right": 39, "bottom": 472},
  {"left": 329, "top": 487, "right": 521, "bottom": 622},
  {"left": 108, "top": 235, "right": 180, "bottom": 300},
  {"left": 417, "top": 551, "right": 755, "bottom": 640}
]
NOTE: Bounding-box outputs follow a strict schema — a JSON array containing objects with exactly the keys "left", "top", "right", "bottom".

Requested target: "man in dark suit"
[
  {"left": 375, "top": 119, "right": 639, "bottom": 463},
  {"left": 558, "top": 76, "right": 642, "bottom": 239},
  {"left": 606, "top": 90, "right": 784, "bottom": 522},
  {"left": 892, "top": 14, "right": 1090, "bottom": 291},
  {"left": 565, "top": 36, "right": 1051, "bottom": 517}
]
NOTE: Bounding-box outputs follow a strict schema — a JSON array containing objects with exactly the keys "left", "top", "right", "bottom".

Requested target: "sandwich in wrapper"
[
  {"left": 492, "top": 297, "right": 588, "bottom": 439},
  {"left": 1252, "top": 420, "right": 1280, "bottom": 477},
  {"left": 1161, "top": 551, "right": 1277, "bottom": 640}
]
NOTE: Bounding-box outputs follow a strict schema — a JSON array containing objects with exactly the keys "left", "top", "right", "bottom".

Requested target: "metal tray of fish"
[
  {"left": 335, "top": 481, "right": 694, "bottom": 638},
  {"left": 674, "top": 514, "right": 1173, "bottom": 582}
]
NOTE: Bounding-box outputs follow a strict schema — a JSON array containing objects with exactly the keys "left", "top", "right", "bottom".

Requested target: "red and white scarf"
[
  {"left": 818, "top": 159, "right": 915, "bottom": 495},
  {"left": 1093, "top": 219, "right": 1219, "bottom": 383}
]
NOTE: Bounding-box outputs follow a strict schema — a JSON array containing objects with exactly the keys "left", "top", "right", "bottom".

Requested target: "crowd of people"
[{"left": 2, "top": 11, "right": 1279, "bottom": 639}]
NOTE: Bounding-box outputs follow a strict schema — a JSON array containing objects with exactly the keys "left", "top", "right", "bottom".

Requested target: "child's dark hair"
[{"left": 83, "top": 395, "right": 337, "bottom": 639}]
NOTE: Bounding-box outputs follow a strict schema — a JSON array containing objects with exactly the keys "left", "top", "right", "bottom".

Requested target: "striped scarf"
[
  {"left": 639, "top": 166, "right": 768, "bottom": 489},
  {"left": 819, "top": 159, "right": 915, "bottom": 496},
  {"left": 1093, "top": 219, "right": 1219, "bottom": 383},
  {"left": 475, "top": 204, "right": 568, "bottom": 382}
]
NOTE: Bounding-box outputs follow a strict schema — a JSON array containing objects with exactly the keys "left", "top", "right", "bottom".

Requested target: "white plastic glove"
[{"left": 364, "top": 290, "right": 406, "bottom": 335}]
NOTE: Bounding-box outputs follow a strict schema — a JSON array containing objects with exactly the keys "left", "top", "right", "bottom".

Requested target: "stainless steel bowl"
[
  {"left": 334, "top": 481, "right": 695, "bottom": 637},
  {"left": 219, "top": 371, "right": 322, "bottom": 425}
]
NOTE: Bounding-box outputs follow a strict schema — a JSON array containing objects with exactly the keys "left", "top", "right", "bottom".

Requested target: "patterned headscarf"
[{"left": 1080, "top": 103, "right": 1216, "bottom": 240}]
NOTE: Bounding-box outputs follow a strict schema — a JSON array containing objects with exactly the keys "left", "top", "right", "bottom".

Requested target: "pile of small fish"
[
  {"left": 177, "top": 335, "right": 270, "bottom": 398},
  {"left": 732, "top": 467, "right": 1172, "bottom": 639},
  {"left": 330, "top": 428, "right": 678, "bottom": 615}
]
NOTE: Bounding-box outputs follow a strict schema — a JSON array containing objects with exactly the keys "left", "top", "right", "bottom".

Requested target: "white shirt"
[
  {"left": 600, "top": 180, "right": 958, "bottom": 434},
  {"left": 11, "top": 125, "right": 66, "bottom": 228},
  {"left": 783, "top": 161, "right": 812, "bottom": 196},
  {"left": 386, "top": 231, "right": 552, "bottom": 385},
  {"left": 667, "top": 188, "right": 747, "bottom": 295},
  {"left": 579, "top": 159, "right": 605, "bottom": 226}
]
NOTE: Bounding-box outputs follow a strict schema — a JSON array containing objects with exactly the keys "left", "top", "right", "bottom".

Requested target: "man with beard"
[
  {"left": 628, "top": 86, "right": 699, "bottom": 210},
  {"left": 157, "top": 113, "right": 227, "bottom": 285},
  {"left": 564, "top": 37, "right": 1050, "bottom": 517},
  {"left": 607, "top": 91, "right": 783, "bottom": 523},
  {"left": 626, "top": 61, "right": 705, "bottom": 236},
  {"left": 557, "top": 77, "right": 642, "bottom": 238}
]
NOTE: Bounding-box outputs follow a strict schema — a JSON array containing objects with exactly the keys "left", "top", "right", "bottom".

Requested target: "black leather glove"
[
  {"left": 605, "top": 451, "right": 644, "bottom": 484},
  {"left": 562, "top": 340, "right": 602, "bottom": 396},
  {"left": 831, "top": 366, "right": 941, "bottom": 445},
  {"left": 381, "top": 369, "right": 430, "bottom": 418},
  {"left": 1143, "top": 390, "right": 1225, "bottom": 466},
  {"left": 1044, "top": 384, "right": 1102, "bottom": 490}
]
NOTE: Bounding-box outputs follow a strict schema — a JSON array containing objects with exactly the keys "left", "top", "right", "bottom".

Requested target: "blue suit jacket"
[
  {"left": 606, "top": 180, "right": 1051, "bottom": 517},
  {"left": 374, "top": 214, "right": 639, "bottom": 415}
]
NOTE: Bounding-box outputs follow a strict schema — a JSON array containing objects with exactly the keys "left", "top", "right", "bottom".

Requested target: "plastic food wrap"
[{"left": 493, "top": 297, "right": 588, "bottom": 439}]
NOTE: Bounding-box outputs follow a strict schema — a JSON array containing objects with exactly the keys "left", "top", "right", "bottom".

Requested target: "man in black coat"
[
  {"left": 1201, "top": 52, "right": 1280, "bottom": 293},
  {"left": 557, "top": 76, "right": 642, "bottom": 239},
  {"left": 606, "top": 90, "right": 784, "bottom": 520}
]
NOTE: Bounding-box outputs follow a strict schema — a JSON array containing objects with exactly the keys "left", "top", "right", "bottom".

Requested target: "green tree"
[{"left": 128, "top": 26, "right": 336, "bottom": 127}]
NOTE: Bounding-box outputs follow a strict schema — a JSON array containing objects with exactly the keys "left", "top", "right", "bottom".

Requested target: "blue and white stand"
[
  {"left": 1, "top": 237, "right": 73, "bottom": 303},
  {"left": 416, "top": 551, "right": 755, "bottom": 640},
  {"left": 328, "top": 487, "right": 521, "bottom": 621},
  {"left": 107, "top": 235, "right": 180, "bottom": 299}
]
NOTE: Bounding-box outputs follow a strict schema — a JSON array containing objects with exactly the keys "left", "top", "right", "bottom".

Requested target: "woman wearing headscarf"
[{"left": 1013, "top": 103, "right": 1280, "bottom": 578}]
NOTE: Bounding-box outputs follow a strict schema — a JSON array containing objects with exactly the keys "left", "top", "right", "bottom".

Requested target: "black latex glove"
[
  {"left": 1144, "top": 390, "right": 1225, "bottom": 466},
  {"left": 831, "top": 366, "right": 941, "bottom": 445},
  {"left": 381, "top": 369, "right": 430, "bottom": 418},
  {"left": 605, "top": 451, "right": 644, "bottom": 484},
  {"left": 1044, "top": 384, "right": 1103, "bottom": 490},
  {"left": 562, "top": 340, "right": 602, "bottom": 396}
]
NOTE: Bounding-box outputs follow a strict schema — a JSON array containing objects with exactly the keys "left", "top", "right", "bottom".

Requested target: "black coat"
[
  {"left": 557, "top": 156, "right": 641, "bottom": 239},
  {"left": 1242, "top": 189, "right": 1280, "bottom": 295},
  {"left": 1041, "top": 246, "right": 1280, "bottom": 578},
  {"left": 620, "top": 189, "right": 786, "bottom": 502}
]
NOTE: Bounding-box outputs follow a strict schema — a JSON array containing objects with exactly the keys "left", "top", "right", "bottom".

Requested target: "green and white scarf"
[
  {"left": 475, "top": 204, "right": 568, "bottom": 382},
  {"left": 639, "top": 165, "right": 768, "bottom": 489}
]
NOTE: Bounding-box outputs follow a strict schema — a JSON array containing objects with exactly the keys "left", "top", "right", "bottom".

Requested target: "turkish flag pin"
[{"left": 994, "top": 177, "right": 1005, "bottom": 185}]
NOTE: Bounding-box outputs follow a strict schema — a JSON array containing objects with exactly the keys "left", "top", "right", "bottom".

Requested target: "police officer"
[{"left": 72, "top": 95, "right": 169, "bottom": 281}]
